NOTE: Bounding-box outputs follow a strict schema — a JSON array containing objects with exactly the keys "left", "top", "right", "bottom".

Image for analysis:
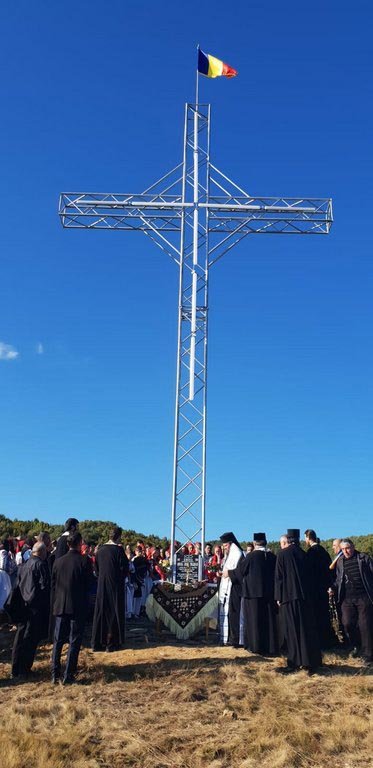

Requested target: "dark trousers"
[
  {"left": 51, "top": 614, "right": 85, "bottom": 680},
  {"left": 11, "top": 610, "right": 41, "bottom": 676},
  {"left": 341, "top": 595, "right": 373, "bottom": 661}
]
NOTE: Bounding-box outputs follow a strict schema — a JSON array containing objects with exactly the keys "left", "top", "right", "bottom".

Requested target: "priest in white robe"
[{"left": 219, "top": 531, "right": 244, "bottom": 646}]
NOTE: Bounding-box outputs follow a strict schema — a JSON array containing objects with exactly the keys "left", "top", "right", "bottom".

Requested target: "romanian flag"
[{"left": 197, "top": 48, "right": 237, "bottom": 79}]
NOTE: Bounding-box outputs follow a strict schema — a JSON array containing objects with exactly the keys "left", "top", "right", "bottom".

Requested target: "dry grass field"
[{"left": 0, "top": 620, "right": 372, "bottom": 768}]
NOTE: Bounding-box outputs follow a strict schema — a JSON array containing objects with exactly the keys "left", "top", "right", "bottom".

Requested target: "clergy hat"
[
  {"left": 64, "top": 517, "right": 79, "bottom": 532},
  {"left": 220, "top": 531, "right": 241, "bottom": 548},
  {"left": 253, "top": 532, "right": 266, "bottom": 543},
  {"left": 287, "top": 528, "right": 300, "bottom": 539}
]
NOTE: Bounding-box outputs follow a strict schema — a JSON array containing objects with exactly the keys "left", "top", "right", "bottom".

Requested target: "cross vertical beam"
[{"left": 170, "top": 104, "right": 210, "bottom": 580}]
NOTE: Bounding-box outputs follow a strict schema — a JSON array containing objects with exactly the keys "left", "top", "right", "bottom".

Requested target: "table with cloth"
[{"left": 146, "top": 583, "right": 218, "bottom": 640}]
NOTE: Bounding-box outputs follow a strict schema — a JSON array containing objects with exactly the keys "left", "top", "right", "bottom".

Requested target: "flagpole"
[
  {"left": 190, "top": 47, "right": 200, "bottom": 400},
  {"left": 196, "top": 44, "right": 199, "bottom": 107}
]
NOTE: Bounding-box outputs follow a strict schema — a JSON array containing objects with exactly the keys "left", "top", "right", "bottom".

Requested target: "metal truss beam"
[{"left": 59, "top": 193, "right": 331, "bottom": 234}]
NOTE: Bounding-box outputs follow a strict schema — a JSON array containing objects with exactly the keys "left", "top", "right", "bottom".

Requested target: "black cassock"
[
  {"left": 54, "top": 533, "right": 69, "bottom": 560},
  {"left": 226, "top": 566, "right": 244, "bottom": 647},
  {"left": 306, "top": 544, "right": 335, "bottom": 649},
  {"left": 238, "top": 550, "right": 278, "bottom": 655},
  {"left": 91, "top": 544, "right": 129, "bottom": 650},
  {"left": 275, "top": 545, "right": 321, "bottom": 669}
]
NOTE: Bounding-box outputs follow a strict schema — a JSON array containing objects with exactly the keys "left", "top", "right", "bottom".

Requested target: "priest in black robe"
[
  {"left": 275, "top": 528, "right": 322, "bottom": 675},
  {"left": 304, "top": 528, "right": 335, "bottom": 649},
  {"left": 55, "top": 518, "right": 79, "bottom": 560},
  {"left": 91, "top": 526, "right": 129, "bottom": 652},
  {"left": 131, "top": 547, "right": 149, "bottom": 618},
  {"left": 238, "top": 532, "right": 278, "bottom": 656}
]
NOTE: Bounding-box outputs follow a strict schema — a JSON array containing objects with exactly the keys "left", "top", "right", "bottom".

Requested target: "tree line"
[
  {"left": 0, "top": 515, "right": 168, "bottom": 552},
  {"left": 1, "top": 514, "right": 372, "bottom": 557}
]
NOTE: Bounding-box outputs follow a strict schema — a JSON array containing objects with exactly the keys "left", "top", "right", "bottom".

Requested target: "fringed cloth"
[{"left": 146, "top": 584, "right": 218, "bottom": 640}]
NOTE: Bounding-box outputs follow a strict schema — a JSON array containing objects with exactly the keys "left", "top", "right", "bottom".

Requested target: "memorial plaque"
[{"left": 175, "top": 553, "right": 200, "bottom": 584}]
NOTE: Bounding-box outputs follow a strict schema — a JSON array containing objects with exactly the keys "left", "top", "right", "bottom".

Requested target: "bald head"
[{"left": 32, "top": 542, "right": 47, "bottom": 560}]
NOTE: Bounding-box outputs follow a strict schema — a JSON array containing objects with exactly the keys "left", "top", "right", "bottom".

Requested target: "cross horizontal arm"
[
  {"left": 58, "top": 193, "right": 186, "bottom": 231},
  {"left": 207, "top": 196, "right": 333, "bottom": 235},
  {"left": 59, "top": 193, "right": 332, "bottom": 235}
]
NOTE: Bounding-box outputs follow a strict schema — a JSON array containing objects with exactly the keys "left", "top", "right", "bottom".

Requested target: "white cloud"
[
  {"left": 36, "top": 342, "right": 44, "bottom": 355},
  {"left": 0, "top": 341, "right": 19, "bottom": 361}
]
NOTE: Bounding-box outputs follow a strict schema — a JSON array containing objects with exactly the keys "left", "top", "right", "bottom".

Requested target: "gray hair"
[
  {"left": 340, "top": 538, "right": 354, "bottom": 548},
  {"left": 32, "top": 541, "right": 47, "bottom": 559}
]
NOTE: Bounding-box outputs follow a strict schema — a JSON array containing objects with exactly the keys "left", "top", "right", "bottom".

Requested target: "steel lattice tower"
[{"left": 59, "top": 101, "right": 332, "bottom": 580}]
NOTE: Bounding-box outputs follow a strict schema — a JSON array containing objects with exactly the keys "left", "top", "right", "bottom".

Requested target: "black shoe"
[
  {"left": 276, "top": 665, "right": 299, "bottom": 675},
  {"left": 10, "top": 673, "right": 27, "bottom": 682},
  {"left": 62, "top": 675, "right": 75, "bottom": 685}
]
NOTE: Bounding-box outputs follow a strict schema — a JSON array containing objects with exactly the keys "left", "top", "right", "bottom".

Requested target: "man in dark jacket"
[
  {"left": 11, "top": 542, "right": 50, "bottom": 679},
  {"left": 275, "top": 528, "right": 321, "bottom": 675},
  {"left": 51, "top": 531, "right": 91, "bottom": 684},
  {"left": 334, "top": 538, "right": 373, "bottom": 664},
  {"left": 50, "top": 518, "right": 79, "bottom": 643}
]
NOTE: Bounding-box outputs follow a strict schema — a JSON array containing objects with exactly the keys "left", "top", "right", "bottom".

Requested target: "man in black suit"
[
  {"left": 51, "top": 531, "right": 91, "bottom": 684},
  {"left": 50, "top": 518, "right": 79, "bottom": 643}
]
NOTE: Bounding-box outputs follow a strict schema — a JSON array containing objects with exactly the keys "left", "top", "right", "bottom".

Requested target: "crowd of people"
[
  {"left": 0, "top": 519, "right": 372, "bottom": 684},
  {"left": 218, "top": 529, "right": 373, "bottom": 675}
]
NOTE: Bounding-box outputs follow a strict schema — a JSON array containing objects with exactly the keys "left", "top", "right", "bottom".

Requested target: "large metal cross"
[{"left": 59, "top": 102, "right": 332, "bottom": 580}]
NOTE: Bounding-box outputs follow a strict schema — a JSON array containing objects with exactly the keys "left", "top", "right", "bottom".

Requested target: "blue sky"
[{"left": 0, "top": 0, "right": 372, "bottom": 541}]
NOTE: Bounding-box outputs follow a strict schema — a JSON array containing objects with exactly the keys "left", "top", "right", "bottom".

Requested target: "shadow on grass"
[
  {"left": 319, "top": 662, "right": 372, "bottom": 677},
  {"left": 99, "top": 653, "right": 280, "bottom": 683},
  {"left": 1, "top": 653, "right": 370, "bottom": 690},
  {"left": 2, "top": 613, "right": 371, "bottom": 688},
  {"left": 0, "top": 652, "right": 262, "bottom": 688}
]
